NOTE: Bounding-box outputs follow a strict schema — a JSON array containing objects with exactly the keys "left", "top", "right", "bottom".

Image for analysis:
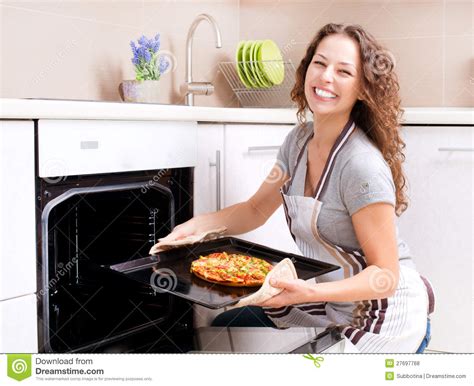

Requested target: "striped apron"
[{"left": 264, "top": 118, "right": 435, "bottom": 353}]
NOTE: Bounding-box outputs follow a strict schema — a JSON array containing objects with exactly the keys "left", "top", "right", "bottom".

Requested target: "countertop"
[{"left": 0, "top": 98, "right": 472, "bottom": 125}]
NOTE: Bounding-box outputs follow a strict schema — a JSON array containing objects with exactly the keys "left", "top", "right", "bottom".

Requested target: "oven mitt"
[
  {"left": 149, "top": 226, "right": 227, "bottom": 255},
  {"left": 228, "top": 258, "right": 298, "bottom": 309}
]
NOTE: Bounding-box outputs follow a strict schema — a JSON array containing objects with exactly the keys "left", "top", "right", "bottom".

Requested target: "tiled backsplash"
[{"left": 0, "top": 0, "right": 472, "bottom": 107}]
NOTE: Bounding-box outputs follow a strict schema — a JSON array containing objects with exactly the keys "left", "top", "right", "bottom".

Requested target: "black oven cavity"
[{"left": 36, "top": 168, "right": 194, "bottom": 353}]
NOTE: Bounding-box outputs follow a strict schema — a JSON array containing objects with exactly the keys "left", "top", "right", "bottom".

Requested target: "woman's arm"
[
  {"left": 160, "top": 163, "right": 289, "bottom": 240},
  {"left": 260, "top": 202, "right": 400, "bottom": 307}
]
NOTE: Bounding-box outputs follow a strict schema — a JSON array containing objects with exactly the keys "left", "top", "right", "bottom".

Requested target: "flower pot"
[{"left": 118, "top": 80, "right": 160, "bottom": 103}]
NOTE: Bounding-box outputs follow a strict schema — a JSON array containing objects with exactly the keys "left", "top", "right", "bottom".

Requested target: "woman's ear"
[{"left": 357, "top": 83, "right": 367, "bottom": 101}]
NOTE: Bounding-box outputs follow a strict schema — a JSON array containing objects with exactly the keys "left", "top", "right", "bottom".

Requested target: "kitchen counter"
[{"left": 0, "top": 98, "right": 472, "bottom": 125}]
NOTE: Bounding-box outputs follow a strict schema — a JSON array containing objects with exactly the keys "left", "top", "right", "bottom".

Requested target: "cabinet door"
[
  {"left": 194, "top": 123, "right": 224, "bottom": 216},
  {"left": 193, "top": 124, "right": 224, "bottom": 327},
  {"left": 398, "top": 125, "right": 473, "bottom": 352},
  {"left": 0, "top": 294, "right": 38, "bottom": 353},
  {"left": 0, "top": 121, "right": 36, "bottom": 301},
  {"left": 224, "top": 124, "right": 299, "bottom": 254}
]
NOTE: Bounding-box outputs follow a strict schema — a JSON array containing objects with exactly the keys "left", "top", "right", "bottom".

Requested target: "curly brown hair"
[{"left": 291, "top": 22, "right": 408, "bottom": 216}]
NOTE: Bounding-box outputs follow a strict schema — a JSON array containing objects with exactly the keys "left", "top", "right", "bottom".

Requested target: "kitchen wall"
[
  {"left": 0, "top": 0, "right": 240, "bottom": 107},
  {"left": 0, "top": 0, "right": 472, "bottom": 107}
]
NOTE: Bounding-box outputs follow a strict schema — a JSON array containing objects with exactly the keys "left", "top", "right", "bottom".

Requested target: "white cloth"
[
  {"left": 149, "top": 226, "right": 227, "bottom": 254},
  {"left": 228, "top": 258, "right": 298, "bottom": 309}
]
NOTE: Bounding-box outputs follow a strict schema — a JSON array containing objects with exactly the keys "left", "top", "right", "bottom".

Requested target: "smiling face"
[{"left": 304, "top": 33, "right": 363, "bottom": 119}]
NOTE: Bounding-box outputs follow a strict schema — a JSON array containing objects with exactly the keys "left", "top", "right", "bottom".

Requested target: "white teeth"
[{"left": 314, "top": 87, "right": 337, "bottom": 98}]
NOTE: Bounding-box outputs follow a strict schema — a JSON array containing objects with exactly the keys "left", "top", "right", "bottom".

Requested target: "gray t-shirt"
[{"left": 277, "top": 121, "right": 414, "bottom": 262}]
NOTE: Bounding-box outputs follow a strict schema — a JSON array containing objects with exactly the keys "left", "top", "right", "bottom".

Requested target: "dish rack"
[{"left": 218, "top": 60, "right": 297, "bottom": 108}]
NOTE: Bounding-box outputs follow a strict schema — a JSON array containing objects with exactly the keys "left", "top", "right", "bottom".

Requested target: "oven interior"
[{"left": 38, "top": 170, "right": 194, "bottom": 353}]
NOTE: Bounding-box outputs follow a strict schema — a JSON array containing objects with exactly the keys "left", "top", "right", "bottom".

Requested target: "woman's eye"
[{"left": 314, "top": 61, "right": 352, "bottom": 76}]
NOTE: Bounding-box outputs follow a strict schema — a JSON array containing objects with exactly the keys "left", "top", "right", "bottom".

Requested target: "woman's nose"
[{"left": 320, "top": 66, "right": 335, "bottom": 82}]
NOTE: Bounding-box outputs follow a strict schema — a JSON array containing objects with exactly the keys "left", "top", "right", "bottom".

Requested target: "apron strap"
[
  {"left": 281, "top": 122, "right": 314, "bottom": 195},
  {"left": 420, "top": 275, "right": 436, "bottom": 315},
  {"left": 314, "top": 119, "right": 356, "bottom": 200}
]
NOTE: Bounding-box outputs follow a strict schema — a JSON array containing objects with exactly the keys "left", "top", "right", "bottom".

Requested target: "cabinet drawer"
[{"left": 38, "top": 119, "right": 197, "bottom": 177}]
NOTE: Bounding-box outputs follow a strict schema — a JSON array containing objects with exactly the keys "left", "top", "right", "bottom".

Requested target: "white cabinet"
[
  {"left": 0, "top": 121, "right": 37, "bottom": 301},
  {"left": 223, "top": 124, "right": 299, "bottom": 254},
  {"left": 398, "top": 125, "right": 473, "bottom": 352},
  {"left": 194, "top": 123, "right": 224, "bottom": 216},
  {"left": 0, "top": 294, "right": 38, "bottom": 352},
  {"left": 195, "top": 123, "right": 299, "bottom": 256},
  {"left": 193, "top": 123, "right": 299, "bottom": 328}
]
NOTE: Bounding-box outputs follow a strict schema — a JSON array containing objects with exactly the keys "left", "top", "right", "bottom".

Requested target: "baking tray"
[{"left": 107, "top": 237, "right": 340, "bottom": 309}]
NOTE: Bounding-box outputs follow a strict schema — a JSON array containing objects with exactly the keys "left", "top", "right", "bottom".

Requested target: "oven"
[
  {"left": 37, "top": 169, "right": 195, "bottom": 352},
  {"left": 34, "top": 119, "right": 198, "bottom": 353}
]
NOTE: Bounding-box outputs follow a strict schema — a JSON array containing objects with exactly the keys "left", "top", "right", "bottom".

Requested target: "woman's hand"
[
  {"left": 158, "top": 217, "right": 204, "bottom": 243},
  {"left": 149, "top": 215, "right": 213, "bottom": 254},
  {"left": 257, "top": 278, "right": 315, "bottom": 308}
]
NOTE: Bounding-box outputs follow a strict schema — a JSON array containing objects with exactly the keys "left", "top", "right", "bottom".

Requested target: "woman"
[{"left": 158, "top": 23, "right": 434, "bottom": 353}]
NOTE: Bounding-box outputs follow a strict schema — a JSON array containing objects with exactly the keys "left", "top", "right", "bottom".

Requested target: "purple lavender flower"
[
  {"left": 129, "top": 42, "right": 138, "bottom": 65},
  {"left": 159, "top": 55, "right": 170, "bottom": 74},
  {"left": 138, "top": 35, "right": 148, "bottom": 46},
  {"left": 139, "top": 46, "right": 151, "bottom": 63},
  {"left": 130, "top": 33, "right": 167, "bottom": 80},
  {"left": 151, "top": 40, "right": 160, "bottom": 53},
  {"left": 151, "top": 34, "right": 160, "bottom": 53}
]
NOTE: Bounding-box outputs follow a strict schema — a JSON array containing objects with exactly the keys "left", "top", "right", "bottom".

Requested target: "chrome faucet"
[{"left": 181, "top": 14, "right": 222, "bottom": 106}]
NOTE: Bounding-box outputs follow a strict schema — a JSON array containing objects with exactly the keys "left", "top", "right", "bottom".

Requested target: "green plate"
[
  {"left": 257, "top": 39, "right": 284, "bottom": 85},
  {"left": 242, "top": 41, "right": 259, "bottom": 88},
  {"left": 235, "top": 40, "right": 252, "bottom": 88},
  {"left": 252, "top": 41, "right": 273, "bottom": 88},
  {"left": 249, "top": 41, "right": 264, "bottom": 88},
  {"left": 248, "top": 41, "right": 265, "bottom": 88}
]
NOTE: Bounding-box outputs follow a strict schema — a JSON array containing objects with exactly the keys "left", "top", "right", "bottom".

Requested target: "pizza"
[{"left": 190, "top": 252, "right": 273, "bottom": 287}]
